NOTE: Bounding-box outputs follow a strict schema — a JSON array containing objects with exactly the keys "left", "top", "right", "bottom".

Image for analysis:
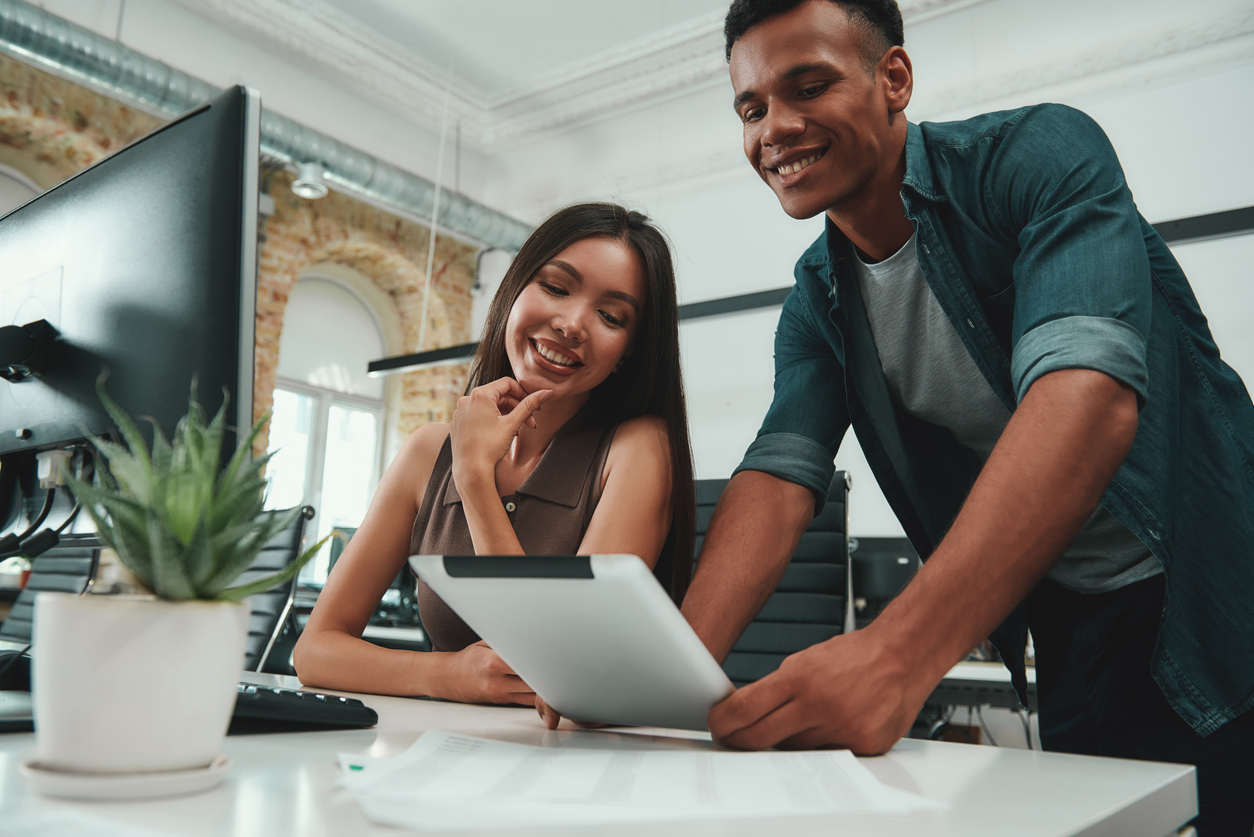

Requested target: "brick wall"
[{"left": 256, "top": 170, "right": 476, "bottom": 455}]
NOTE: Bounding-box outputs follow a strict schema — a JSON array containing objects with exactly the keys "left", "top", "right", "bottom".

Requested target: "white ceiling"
[
  {"left": 316, "top": 0, "right": 728, "bottom": 105},
  {"left": 171, "top": 0, "right": 996, "bottom": 149}
]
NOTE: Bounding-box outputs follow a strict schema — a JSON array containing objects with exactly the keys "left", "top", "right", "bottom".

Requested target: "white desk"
[{"left": 0, "top": 672, "right": 1195, "bottom": 836}]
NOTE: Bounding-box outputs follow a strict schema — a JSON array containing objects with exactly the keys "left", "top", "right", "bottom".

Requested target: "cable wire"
[
  {"left": 975, "top": 705, "right": 998, "bottom": 747},
  {"left": 1018, "top": 709, "right": 1034, "bottom": 749}
]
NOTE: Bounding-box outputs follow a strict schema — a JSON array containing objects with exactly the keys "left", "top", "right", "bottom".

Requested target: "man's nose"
[{"left": 761, "top": 102, "right": 805, "bottom": 147}]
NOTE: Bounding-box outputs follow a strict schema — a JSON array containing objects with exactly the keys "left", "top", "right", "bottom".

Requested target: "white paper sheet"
[{"left": 340, "top": 731, "right": 939, "bottom": 831}]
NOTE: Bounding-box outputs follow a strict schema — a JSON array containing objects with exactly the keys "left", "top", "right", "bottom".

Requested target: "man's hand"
[
  {"left": 699, "top": 368, "right": 1139, "bottom": 754},
  {"left": 708, "top": 627, "right": 924, "bottom": 753}
]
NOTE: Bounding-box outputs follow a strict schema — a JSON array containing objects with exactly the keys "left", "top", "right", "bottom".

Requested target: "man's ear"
[{"left": 882, "top": 45, "right": 913, "bottom": 116}]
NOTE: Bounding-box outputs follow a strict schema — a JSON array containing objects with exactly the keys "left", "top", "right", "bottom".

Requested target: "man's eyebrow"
[
  {"left": 734, "top": 62, "right": 838, "bottom": 109},
  {"left": 783, "top": 62, "right": 835, "bottom": 80}
]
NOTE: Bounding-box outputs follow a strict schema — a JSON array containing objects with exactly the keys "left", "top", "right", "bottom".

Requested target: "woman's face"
[{"left": 505, "top": 236, "right": 645, "bottom": 401}]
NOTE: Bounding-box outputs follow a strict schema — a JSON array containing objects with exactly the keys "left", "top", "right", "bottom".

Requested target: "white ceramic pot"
[{"left": 32, "top": 593, "right": 250, "bottom": 774}]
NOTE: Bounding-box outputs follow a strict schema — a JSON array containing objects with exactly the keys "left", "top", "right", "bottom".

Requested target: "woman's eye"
[
  {"left": 539, "top": 282, "right": 568, "bottom": 296},
  {"left": 599, "top": 310, "right": 626, "bottom": 328}
]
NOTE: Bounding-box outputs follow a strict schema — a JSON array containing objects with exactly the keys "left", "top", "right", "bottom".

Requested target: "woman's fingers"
[
  {"left": 506, "top": 389, "right": 554, "bottom": 429},
  {"left": 536, "top": 697, "right": 562, "bottom": 730}
]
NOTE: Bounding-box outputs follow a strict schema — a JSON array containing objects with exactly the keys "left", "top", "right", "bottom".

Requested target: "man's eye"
[
  {"left": 742, "top": 107, "right": 764, "bottom": 124},
  {"left": 799, "top": 84, "right": 826, "bottom": 97}
]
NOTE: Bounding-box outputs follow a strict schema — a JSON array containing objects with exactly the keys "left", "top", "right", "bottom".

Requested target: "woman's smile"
[{"left": 529, "top": 337, "right": 583, "bottom": 373}]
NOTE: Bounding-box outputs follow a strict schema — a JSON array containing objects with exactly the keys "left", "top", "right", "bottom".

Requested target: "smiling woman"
[{"left": 293, "top": 202, "right": 695, "bottom": 708}]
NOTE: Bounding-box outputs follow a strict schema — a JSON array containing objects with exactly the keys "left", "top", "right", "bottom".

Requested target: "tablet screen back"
[{"left": 410, "top": 554, "right": 733, "bottom": 731}]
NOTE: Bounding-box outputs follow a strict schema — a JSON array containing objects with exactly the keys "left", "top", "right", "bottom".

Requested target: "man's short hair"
[{"left": 724, "top": 0, "right": 905, "bottom": 69}]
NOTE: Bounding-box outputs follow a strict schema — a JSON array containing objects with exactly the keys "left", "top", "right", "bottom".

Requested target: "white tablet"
[{"left": 409, "top": 554, "right": 734, "bottom": 731}]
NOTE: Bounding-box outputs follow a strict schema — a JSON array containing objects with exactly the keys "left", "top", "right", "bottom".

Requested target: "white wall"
[{"left": 482, "top": 0, "right": 1254, "bottom": 538}]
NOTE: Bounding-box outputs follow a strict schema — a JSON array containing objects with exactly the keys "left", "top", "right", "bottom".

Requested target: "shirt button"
[{"left": 505, "top": 502, "right": 516, "bottom": 513}]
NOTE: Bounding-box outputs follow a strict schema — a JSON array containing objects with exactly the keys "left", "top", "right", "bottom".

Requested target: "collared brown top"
[{"left": 411, "top": 409, "right": 618, "bottom": 652}]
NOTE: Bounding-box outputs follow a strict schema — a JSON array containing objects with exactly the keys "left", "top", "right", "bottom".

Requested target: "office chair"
[
  {"left": 329, "top": 527, "right": 425, "bottom": 638},
  {"left": 240, "top": 505, "right": 314, "bottom": 674},
  {"left": 693, "top": 472, "right": 852, "bottom": 686},
  {"left": 0, "top": 534, "right": 101, "bottom": 690},
  {"left": 0, "top": 534, "right": 101, "bottom": 645},
  {"left": 849, "top": 537, "right": 920, "bottom": 629}
]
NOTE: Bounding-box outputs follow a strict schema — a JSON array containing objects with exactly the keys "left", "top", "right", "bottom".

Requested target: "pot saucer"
[{"left": 21, "top": 755, "right": 231, "bottom": 800}]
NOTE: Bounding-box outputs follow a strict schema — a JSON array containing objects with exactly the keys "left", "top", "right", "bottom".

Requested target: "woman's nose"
[{"left": 553, "top": 304, "right": 589, "bottom": 343}]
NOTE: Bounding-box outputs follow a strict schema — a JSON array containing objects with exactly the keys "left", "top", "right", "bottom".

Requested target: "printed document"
[{"left": 340, "top": 730, "right": 938, "bottom": 830}]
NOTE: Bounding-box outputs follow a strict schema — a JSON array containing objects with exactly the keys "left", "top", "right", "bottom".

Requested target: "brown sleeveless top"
[{"left": 410, "top": 410, "right": 618, "bottom": 652}]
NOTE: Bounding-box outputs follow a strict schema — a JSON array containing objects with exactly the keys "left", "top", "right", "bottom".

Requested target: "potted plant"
[{"left": 29, "top": 380, "right": 326, "bottom": 789}]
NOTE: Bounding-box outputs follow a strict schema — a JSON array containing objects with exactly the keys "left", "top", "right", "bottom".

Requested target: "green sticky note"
[{"left": 349, "top": 764, "right": 364, "bottom": 771}]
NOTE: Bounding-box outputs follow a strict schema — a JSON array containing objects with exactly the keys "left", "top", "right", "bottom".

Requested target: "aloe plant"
[{"left": 63, "top": 379, "right": 328, "bottom": 601}]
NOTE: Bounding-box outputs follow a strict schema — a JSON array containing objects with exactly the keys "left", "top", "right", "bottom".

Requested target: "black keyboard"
[
  {"left": 229, "top": 683, "right": 378, "bottom": 732},
  {"left": 0, "top": 682, "right": 379, "bottom": 735}
]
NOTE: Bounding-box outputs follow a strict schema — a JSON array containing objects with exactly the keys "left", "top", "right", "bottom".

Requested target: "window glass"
[
  {"left": 310, "top": 403, "right": 380, "bottom": 583},
  {"left": 264, "top": 388, "right": 315, "bottom": 512},
  {"left": 276, "top": 278, "right": 386, "bottom": 400}
]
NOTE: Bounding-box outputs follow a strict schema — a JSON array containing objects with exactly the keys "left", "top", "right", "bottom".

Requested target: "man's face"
[{"left": 729, "top": 0, "right": 901, "bottom": 220}]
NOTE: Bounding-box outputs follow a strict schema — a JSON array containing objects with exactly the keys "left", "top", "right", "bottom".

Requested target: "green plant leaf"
[
  {"left": 86, "top": 436, "right": 154, "bottom": 506},
  {"left": 95, "top": 375, "right": 151, "bottom": 473},
  {"left": 214, "top": 532, "right": 334, "bottom": 602},
  {"left": 147, "top": 516, "right": 196, "bottom": 600},
  {"left": 215, "top": 409, "right": 271, "bottom": 502},
  {"left": 197, "top": 507, "right": 301, "bottom": 597},
  {"left": 183, "top": 520, "right": 214, "bottom": 591}
]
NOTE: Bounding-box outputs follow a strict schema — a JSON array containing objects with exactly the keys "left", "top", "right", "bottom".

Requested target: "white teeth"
[
  {"left": 536, "top": 342, "right": 577, "bottom": 367},
  {"left": 776, "top": 154, "right": 820, "bottom": 175}
]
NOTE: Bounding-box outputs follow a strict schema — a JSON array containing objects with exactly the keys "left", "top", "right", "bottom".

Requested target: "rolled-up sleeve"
[
  {"left": 733, "top": 282, "right": 849, "bottom": 511},
  {"left": 991, "top": 105, "right": 1151, "bottom": 404}
]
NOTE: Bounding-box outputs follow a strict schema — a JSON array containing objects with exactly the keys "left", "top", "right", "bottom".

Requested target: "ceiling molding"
[
  {"left": 501, "top": 6, "right": 1254, "bottom": 218},
  {"left": 170, "top": 0, "right": 983, "bottom": 149},
  {"left": 914, "top": 7, "right": 1254, "bottom": 120}
]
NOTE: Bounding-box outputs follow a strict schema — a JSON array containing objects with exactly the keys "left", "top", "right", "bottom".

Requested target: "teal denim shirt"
[{"left": 735, "top": 104, "right": 1254, "bottom": 736}]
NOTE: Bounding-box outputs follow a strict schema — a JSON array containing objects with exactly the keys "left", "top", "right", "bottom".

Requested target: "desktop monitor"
[{"left": 0, "top": 85, "right": 261, "bottom": 491}]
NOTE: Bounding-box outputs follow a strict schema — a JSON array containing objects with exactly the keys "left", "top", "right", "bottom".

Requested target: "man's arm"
[
  {"left": 682, "top": 470, "right": 816, "bottom": 662},
  {"left": 707, "top": 367, "right": 1138, "bottom": 753}
]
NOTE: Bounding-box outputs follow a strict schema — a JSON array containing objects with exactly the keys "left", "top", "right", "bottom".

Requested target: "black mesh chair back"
[
  {"left": 694, "top": 473, "right": 852, "bottom": 686},
  {"left": 0, "top": 534, "right": 101, "bottom": 645},
  {"left": 240, "top": 506, "right": 314, "bottom": 673}
]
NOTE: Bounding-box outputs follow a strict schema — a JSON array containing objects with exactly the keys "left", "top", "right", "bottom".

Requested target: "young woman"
[{"left": 293, "top": 203, "right": 695, "bottom": 707}]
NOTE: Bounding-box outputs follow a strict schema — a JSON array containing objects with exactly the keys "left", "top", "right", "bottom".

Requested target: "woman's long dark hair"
[{"left": 466, "top": 202, "right": 694, "bottom": 605}]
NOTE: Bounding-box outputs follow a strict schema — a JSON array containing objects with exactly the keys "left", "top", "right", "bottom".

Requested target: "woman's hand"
[
  {"left": 535, "top": 696, "right": 608, "bottom": 730},
  {"left": 443, "top": 641, "right": 537, "bottom": 706},
  {"left": 450, "top": 378, "right": 553, "bottom": 486}
]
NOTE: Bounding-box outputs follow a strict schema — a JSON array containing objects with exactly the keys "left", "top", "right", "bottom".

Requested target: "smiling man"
[{"left": 680, "top": 1, "right": 1254, "bottom": 833}]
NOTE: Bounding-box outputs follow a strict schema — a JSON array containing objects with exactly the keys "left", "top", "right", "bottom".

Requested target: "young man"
[{"left": 682, "top": 1, "right": 1254, "bottom": 833}]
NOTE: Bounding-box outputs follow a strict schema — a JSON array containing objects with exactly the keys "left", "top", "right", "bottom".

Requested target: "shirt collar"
[
  {"left": 901, "top": 121, "right": 941, "bottom": 202},
  {"left": 442, "top": 407, "right": 604, "bottom": 509}
]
